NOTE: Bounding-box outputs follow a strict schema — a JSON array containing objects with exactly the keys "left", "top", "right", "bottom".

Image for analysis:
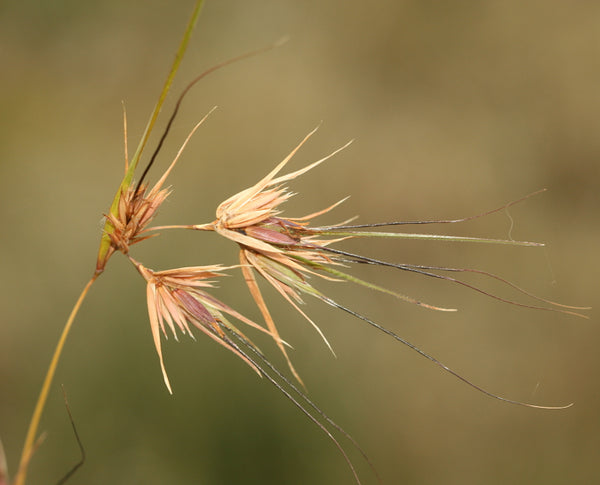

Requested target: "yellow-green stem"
[{"left": 14, "top": 274, "right": 99, "bottom": 485}]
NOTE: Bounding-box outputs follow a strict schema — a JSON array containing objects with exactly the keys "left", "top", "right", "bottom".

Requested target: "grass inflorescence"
[{"left": 8, "top": 1, "right": 590, "bottom": 484}]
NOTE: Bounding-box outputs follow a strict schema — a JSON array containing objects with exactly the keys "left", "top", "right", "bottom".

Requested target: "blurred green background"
[{"left": 1, "top": 1, "right": 598, "bottom": 484}]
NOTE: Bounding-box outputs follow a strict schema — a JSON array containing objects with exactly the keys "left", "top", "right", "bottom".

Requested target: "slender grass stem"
[
  {"left": 147, "top": 224, "right": 196, "bottom": 232},
  {"left": 317, "top": 231, "right": 544, "bottom": 246},
  {"left": 14, "top": 274, "right": 99, "bottom": 485}
]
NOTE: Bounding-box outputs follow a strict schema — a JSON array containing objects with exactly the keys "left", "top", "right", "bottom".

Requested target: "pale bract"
[{"left": 133, "top": 261, "right": 280, "bottom": 393}]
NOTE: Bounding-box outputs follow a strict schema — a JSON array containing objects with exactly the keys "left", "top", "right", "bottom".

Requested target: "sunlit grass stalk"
[
  {"left": 0, "top": 438, "right": 7, "bottom": 485},
  {"left": 13, "top": 275, "right": 98, "bottom": 485}
]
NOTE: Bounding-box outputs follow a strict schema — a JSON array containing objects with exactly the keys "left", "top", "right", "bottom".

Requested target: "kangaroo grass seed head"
[
  {"left": 96, "top": 108, "right": 214, "bottom": 273},
  {"left": 130, "top": 259, "right": 284, "bottom": 394},
  {"left": 192, "top": 127, "right": 357, "bottom": 377},
  {"left": 103, "top": 183, "right": 170, "bottom": 258},
  {"left": 192, "top": 127, "right": 459, "bottom": 347}
]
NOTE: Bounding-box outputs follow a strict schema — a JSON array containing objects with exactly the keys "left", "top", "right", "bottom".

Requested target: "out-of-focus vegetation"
[{"left": 1, "top": 1, "right": 597, "bottom": 483}]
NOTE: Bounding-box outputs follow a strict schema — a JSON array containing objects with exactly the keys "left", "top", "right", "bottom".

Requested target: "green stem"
[
  {"left": 96, "top": 0, "right": 205, "bottom": 271},
  {"left": 321, "top": 230, "right": 544, "bottom": 246},
  {"left": 14, "top": 275, "right": 99, "bottom": 485}
]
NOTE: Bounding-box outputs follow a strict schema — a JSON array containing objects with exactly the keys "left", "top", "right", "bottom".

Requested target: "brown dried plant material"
[
  {"left": 97, "top": 111, "right": 213, "bottom": 272},
  {"left": 104, "top": 183, "right": 171, "bottom": 258}
]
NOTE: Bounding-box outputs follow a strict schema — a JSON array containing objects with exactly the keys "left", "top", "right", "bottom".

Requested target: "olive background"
[{"left": 1, "top": 1, "right": 598, "bottom": 484}]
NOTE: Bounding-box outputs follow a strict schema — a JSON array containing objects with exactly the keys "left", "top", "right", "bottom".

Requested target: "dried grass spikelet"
[
  {"left": 130, "top": 258, "right": 283, "bottom": 394},
  {"left": 131, "top": 257, "right": 378, "bottom": 484},
  {"left": 104, "top": 182, "right": 171, "bottom": 257},
  {"left": 194, "top": 127, "right": 354, "bottom": 382},
  {"left": 97, "top": 108, "right": 214, "bottom": 271}
]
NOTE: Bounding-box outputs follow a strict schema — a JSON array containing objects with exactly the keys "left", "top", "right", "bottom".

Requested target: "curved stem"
[{"left": 14, "top": 274, "right": 99, "bottom": 485}]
